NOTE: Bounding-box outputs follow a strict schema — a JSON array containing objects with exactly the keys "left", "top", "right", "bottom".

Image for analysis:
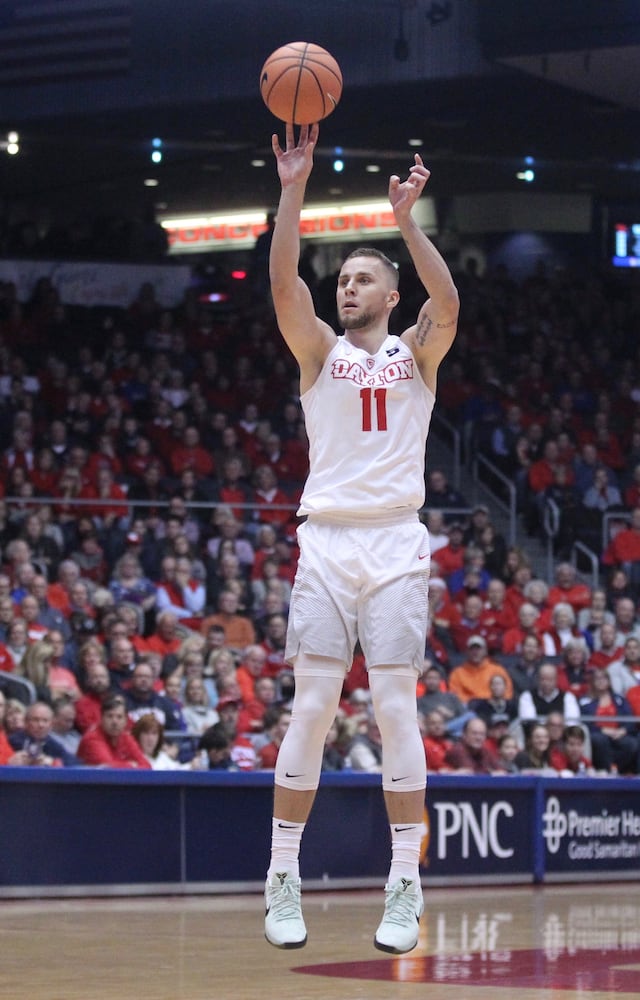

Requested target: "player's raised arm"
[
  {"left": 269, "top": 124, "right": 335, "bottom": 385},
  {"left": 390, "top": 155, "right": 459, "bottom": 387}
]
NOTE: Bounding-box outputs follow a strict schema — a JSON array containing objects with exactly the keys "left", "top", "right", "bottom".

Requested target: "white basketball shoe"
[
  {"left": 373, "top": 877, "right": 424, "bottom": 954},
  {"left": 264, "top": 871, "right": 308, "bottom": 949}
]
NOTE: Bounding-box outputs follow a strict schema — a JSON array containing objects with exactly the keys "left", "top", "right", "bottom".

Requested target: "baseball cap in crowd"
[
  {"left": 489, "top": 712, "right": 510, "bottom": 727},
  {"left": 69, "top": 612, "right": 97, "bottom": 636},
  {"left": 472, "top": 504, "right": 489, "bottom": 515},
  {"left": 126, "top": 532, "right": 141, "bottom": 544},
  {"left": 467, "top": 635, "right": 487, "bottom": 648},
  {"left": 448, "top": 522, "right": 464, "bottom": 534},
  {"left": 428, "top": 577, "right": 448, "bottom": 590},
  {"left": 217, "top": 696, "right": 241, "bottom": 710}
]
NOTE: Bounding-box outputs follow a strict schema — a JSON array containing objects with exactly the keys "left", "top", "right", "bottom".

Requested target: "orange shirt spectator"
[
  {"left": 200, "top": 590, "right": 256, "bottom": 652},
  {"left": 448, "top": 636, "right": 514, "bottom": 703}
]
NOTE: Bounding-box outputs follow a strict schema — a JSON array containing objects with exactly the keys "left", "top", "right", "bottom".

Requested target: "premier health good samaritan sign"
[{"left": 543, "top": 791, "right": 640, "bottom": 875}]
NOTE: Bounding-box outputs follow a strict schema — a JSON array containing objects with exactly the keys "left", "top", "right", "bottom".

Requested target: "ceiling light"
[
  {"left": 408, "top": 138, "right": 423, "bottom": 147},
  {"left": 144, "top": 178, "right": 159, "bottom": 187},
  {"left": 366, "top": 164, "right": 381, "bottom": 173},
  {"left": 251, "top": 159, "right": 266, "bottom": 167}
]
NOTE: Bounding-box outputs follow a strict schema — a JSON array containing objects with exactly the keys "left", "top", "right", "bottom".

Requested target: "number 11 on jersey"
[{"left": 360, "top": 387, "right": 388, "bottom": 432}]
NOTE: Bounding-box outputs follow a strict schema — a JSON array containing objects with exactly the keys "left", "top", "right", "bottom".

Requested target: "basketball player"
[{"left": 264, "top": 123, "right": 459, "bottom": 954}]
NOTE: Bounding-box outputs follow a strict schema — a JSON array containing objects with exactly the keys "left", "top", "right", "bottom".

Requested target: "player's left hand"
[{"left": 388, "top": 154, "right": 430, "bottom": 217}]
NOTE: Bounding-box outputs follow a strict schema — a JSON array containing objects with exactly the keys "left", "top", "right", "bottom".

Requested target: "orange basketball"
[{"left": 260, "top": 41, "right": 343, "bottom": 125}]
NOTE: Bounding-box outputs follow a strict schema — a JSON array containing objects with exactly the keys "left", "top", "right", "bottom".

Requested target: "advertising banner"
[
  {"left": 0, "top": 258, "right": 191, "bottom": 308},
  {"left": 542, "top": 781, "right": 640, "bottom": 878},
  {"left": 421, "top": 778, "right": 537, "bottom": 882}
]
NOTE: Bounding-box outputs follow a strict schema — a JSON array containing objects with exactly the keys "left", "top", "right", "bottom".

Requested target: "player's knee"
[
  {"left": 289, "top": 670, "right": 343, "bottom": 739},
  {"left": 369, "top": 669, "right": 418, "bottom": 738}
]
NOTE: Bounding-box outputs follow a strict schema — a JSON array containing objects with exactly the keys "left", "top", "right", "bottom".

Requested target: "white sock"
[
  {"left": 267, "top": 818, "right": 305, "bottom": 880},
  {"left": 388, "top": 823, "right": 421, "bottom": 884}
]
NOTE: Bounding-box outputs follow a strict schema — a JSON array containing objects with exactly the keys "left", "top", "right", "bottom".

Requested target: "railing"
[
  {"left": 2, "top": 494, "right": 299, "bottom": 516},
  {"left": 419, "top": 506, "right": 473, "bottom": 524},
  {"left": 164, "top": 715, "right": 640, "bottom": 756},
  {"left": 541, "top": 500, "right": 602, "bottom": 590},
  {"left": 0, "top": 671, "right": 37, "bottom": 706},
  {"left": 543, "top": 497, "right": 561, "bottom": 581},
  {"left": 602, "top": 509, "right": 631, "bottom": 555},
  {"left": 431, "top": 410, "right": 463, "bottom": 489},
  {"left": 571, "top": 540, "right": 600, "bottom": 591},
  {"left": 579, "top": 716, "right": 640, "bottom": 725},
  {"left": 471, "top": 453, "right": 517, "bottom": 546}
]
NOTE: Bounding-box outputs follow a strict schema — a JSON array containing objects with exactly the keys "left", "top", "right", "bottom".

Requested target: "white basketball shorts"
[{"left": 284, "top": 513, "right": 430, "bottom": 673}]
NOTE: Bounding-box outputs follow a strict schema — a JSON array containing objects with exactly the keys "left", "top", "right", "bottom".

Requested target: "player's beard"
[{"left": 339, "top": 307, "right": 374, "bottom": 330}]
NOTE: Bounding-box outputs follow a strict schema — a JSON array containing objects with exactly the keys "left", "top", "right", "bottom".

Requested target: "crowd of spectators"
[
  {"left": 1, "top": 205, "right": 170, "bottom": 263},
  {"left": 439, "top": 260, "right": 640, "bottom": 574},
  {"left": 0, "top": 256, "right": 640, "bottom": 778}
]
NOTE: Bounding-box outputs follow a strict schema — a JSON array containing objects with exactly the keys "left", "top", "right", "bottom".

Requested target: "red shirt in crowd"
[
  {"left": 423, "top": 735, "right": 452, "bottom": 772},
  {"left": 74, "top": 693, "right": 104, "bottom": 734},
  {"left": 547, "top": 582, "right": 592, "bottom": 613},
  {"left": 602, "top": 527, "right": 640, "bottom": 567},
  {"left": 77, "top": 726, "right": 150, "bottom": 769}
]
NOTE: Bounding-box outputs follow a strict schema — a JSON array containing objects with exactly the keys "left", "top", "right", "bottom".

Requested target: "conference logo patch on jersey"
[{"left": 330, "top": 356, "right": 414, "bottom": 387}]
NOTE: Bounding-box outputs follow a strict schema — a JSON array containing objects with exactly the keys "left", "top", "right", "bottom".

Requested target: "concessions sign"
[{"left": 163, "top": 200, "right": 436, "bottom": 254}]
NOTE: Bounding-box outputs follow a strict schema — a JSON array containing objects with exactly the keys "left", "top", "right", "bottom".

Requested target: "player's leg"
[
  {"left": 265, "top": 518, "right": 356, "bottom": 947},
  {"left": 265, "top": 654, "right": 344, "bottom": 949},
  {"left": 368, "top": 665, "right": 427, "bottom": 954}
]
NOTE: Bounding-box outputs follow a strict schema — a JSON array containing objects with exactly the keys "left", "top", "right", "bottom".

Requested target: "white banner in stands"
[{"left": 0, "top": 259, "right": 192, "bottom": 307}]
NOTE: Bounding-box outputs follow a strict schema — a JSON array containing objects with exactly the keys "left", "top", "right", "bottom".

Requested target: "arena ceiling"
[{"left": 1, "top": 1, "right": 639, "bottom": 224}]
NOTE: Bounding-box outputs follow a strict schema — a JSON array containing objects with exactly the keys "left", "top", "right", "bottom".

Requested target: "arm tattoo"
[
  {"left": 415, "top": 315, "right": 432, "bottom": 346},
  {"left": 415, "top": 315, "right": 456, "bottom": 346}
]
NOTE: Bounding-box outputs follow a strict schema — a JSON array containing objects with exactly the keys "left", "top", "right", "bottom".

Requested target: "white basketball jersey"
[{"left": 298, "top": 334, "right": 435, "bottom": 517}]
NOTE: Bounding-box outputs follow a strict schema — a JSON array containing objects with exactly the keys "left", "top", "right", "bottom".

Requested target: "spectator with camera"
[{"left": 8, "top": 700, "right": 77, "bottom": 766}]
